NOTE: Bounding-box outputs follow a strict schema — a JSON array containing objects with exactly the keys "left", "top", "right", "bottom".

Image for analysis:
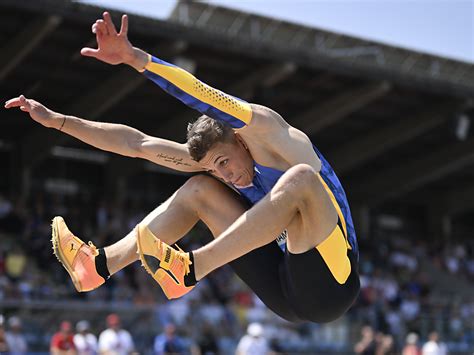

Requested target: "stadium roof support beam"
[
  {"left": 329, "top": 103, "right": 459, "bottom": 174},
  {"left": 349, "top": 137, "right": 474, "bottom": 206},
  {"left": 261, "top": 62, "right": 297, "bottom": 88},
  {"left": 167, "top": 1, "right": 474, "bottom": 98},
  {"left": 0, "top": 15, "right": 62, "bottom": 82},
  {"left": 19, "top": 70, "right": 147, "bottom": 168},
  {"left": 229, "top": 62, "right": 297, "bottom": 100},
  {"left": 434, "top": 184, "right": 474, "bottom": 216},
  {"left": 293, "top": 81, "right": 391, "bottom": 135},
  {"left": 67, "top": 40, "right": 187, "bottom": 119},
  {"left": 3, "top": 0, "right": 473, "bottom": 96},
  {"left": 69, "top": 68, "right": 147, "bottom": 118},
  {"left": 20, "top": 42, "right": 187, "bottom": 168}
]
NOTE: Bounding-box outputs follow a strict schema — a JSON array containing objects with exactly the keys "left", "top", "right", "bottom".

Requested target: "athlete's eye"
[{"left": 221, "top": 159, "right": 228, "bottom": 167}]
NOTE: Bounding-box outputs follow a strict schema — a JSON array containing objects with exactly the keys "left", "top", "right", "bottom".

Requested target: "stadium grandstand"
[{"left": 0, "top": 0, "right": 473, "bottom": 353}]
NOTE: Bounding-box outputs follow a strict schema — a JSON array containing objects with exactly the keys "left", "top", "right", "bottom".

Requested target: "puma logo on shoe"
[
  {"left": 137, "top": 223, "right": 194, "bottom": 299},
  {"left": 164, "top": 247, "right": 171, "bottom": 263},
  {"left": 70, "top": 243, "right": 76, "bottom": 252}
]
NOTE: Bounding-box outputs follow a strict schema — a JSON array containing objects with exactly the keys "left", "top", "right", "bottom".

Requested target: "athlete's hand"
[
  {"left": 4, "top": 95, "right": 63, "bottom": 129},
  {"left": 81, "top": 12, "right": 135, "bottom": 66}
]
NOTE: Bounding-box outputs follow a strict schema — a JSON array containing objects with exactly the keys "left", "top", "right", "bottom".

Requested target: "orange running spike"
[
  {"left": 51, "top": 216, "right": 105, "bottom": 292},
  {"left": 136, "top": 224, "right": 194, "bottom": 299}
]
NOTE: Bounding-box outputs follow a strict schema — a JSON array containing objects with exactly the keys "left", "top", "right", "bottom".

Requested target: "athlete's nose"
[
  {"left": 223, "top": 171, "right": 233, "bottom": 182},
  {"left": 217, "top": 166, "right": 233, "bottom": 182}
]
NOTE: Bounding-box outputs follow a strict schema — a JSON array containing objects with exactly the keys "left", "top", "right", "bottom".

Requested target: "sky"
[{"left": 79, "top": 0, "right": 473, "bottom": 63}]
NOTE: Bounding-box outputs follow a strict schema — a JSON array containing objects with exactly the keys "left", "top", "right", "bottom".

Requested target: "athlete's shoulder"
[{"left": 241, "top": 104, "right": 289, "bottom": 136}]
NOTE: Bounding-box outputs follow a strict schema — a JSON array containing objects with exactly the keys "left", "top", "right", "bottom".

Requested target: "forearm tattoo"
[{"left": 156, "top": 153, "right": 191, "bottom": 167}]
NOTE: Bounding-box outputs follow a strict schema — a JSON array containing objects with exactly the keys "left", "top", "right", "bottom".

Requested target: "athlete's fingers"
[
  {"left": 80, "top": 47, "right": 100, "bottom": 58},
  {"left": 95, "top": 20, "right": 108, "bottom": 35},
  {"left": 96, "top": 27, "right": 106, "bottom": 41},
  {"left": 92, "top": 23, "right": 99, "bottom": 34},
  {"left": 119, "top": 14, "right": 128, "bottom": 36},
  {"left": 103, "top": 12, "right": 118, "bottom": 35},
  {"left": 8, "top": 95, "right": 32, "bottom": 112},
  {"left": 4, "top": 97, "right": 22, "bottom": 108},
  {"left": 19, "top": 95, "right": 32, "bottom": 110}
]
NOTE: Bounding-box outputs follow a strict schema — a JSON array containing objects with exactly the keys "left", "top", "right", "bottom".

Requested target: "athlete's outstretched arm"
[
  {"left": 4, "top": 95, "right": 202, "bottom": 172},
  {"left": 82, "top": 12, "right": 253, "bottom": 129}
]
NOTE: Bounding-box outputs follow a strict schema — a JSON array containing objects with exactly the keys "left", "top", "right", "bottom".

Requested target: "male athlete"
[{"left": 5, "top": 12, "right": 359, "bottom": 323}]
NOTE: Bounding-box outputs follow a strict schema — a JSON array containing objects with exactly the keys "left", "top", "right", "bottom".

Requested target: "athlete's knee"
[
  {"left": 181, "top": 174, "right": 219, "bottom": 198},
  {"left": 180, "top": 174, "right": 234, "bottom": 211},
  {"left": 285, "top": 164, "right": 317, "bottom": 184},
  {"left": 277, "top": 164, "right": 318, "bottom": 196}
]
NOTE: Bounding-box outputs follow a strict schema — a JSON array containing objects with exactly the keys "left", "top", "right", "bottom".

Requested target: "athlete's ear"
[{"left": 235, "top": 133, "right": 248, "bottom": 150}]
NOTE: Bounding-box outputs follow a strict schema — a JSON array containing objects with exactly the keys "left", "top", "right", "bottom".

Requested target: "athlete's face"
[{"left": 199, "top": 135, "right": 254, "bottom": 187}]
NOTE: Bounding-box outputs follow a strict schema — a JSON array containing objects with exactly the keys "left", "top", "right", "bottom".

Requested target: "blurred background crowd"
[{"left": 0, "top": 192, "right": 473, "bottom": 354}]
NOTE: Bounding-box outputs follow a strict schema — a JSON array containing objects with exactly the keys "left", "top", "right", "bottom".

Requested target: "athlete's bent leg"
[
  {"left": 134, "top": 175, "right": 300, "bottom": 320},
  {"left": 193, "top": 164, "right": 338, "bottom": 280},
  {"left": 188, "top": 164, "right": 359, "bottom": 322}
]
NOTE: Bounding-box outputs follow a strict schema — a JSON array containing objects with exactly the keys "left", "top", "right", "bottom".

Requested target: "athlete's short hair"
[{"left": 187, "top": 115, "right": 235, "bottom": 162}]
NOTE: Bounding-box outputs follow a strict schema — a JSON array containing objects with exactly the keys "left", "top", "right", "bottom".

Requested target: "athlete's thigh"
[
  {"left": 195, "top": 177, "right": 300, "bottom": 322},
  {"left": 285, "top": 173, "right": 338, "bottom": 254},
  {"left": 141, "top": 175, "right": 244, "bottom": 244},
  {"left": 193, "top": 176, "right": 248, "bottom": 238},
  {"left": 282, "top": 172, "right": 359, "bottom": 322}
]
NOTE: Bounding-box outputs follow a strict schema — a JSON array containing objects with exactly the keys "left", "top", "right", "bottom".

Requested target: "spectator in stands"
[
  {"left": 50, "top": 321, "right": 76, "bottom": 355},
  {"left": 196, "top": 322, "right": 219, "bottom": 355},
  {"left": 421, "top": 331, "right": 447, "bottom": 355},
  {"left": 354, "top": 325, "right": 376, "bottom": 355},
  {"left": 235, "top": 322, "right": 270, "bottom": 355},
  {"left": 73, "top": 320, "right": 97, "bottom": 355},
  {"left": 0, "top": 199, "right": 25, "bottom": 235},
  {"left": 0, "top": 195, "right": 11, "bottom": 219},
  {"left": 5, "top": 246, "right": 26, "bottom": 282},
  {"left": 375, "top": 332, "right": 394, "bottom": 355},
  {"left": 402, "top": 332, "right": 421, "bottom": 355},
  {"left": 0, "top": 315, "right": 9, "bottom": 353},
  {"left": 153, "top": 323, "right": 186, "bottom": 355},
  {"left": 98, "top": 313, "right": 135, "bottom": 355},
  {"left": 5, "top": 316, "right": 28, "bottom": 355}
]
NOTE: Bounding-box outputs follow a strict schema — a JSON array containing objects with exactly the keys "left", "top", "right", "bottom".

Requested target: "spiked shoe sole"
[{"left": 51, "top": 217, "right": 83, "bottom": 292}]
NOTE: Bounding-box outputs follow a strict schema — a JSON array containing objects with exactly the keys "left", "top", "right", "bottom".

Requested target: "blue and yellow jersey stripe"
[
  {"left": 143, "top": 56, "right": 253, "bottom": 128},
  {"left": 314, "top": 146, "right": 358, "bottom": 257}
]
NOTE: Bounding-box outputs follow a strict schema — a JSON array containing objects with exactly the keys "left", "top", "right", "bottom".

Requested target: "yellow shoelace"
[
  {"left": 173, "top": 244, "right": 192, "bottom": 276},
  {"left": 88, "top": 241, "right": 99, "bottom": 256}
]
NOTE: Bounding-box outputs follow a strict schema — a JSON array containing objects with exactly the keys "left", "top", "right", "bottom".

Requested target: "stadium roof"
[{"left": 1, "top": 0, "right": 473, "bottom": 239}]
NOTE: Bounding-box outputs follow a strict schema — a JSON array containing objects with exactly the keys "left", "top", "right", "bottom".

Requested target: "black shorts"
[{"left": 229, "top": 219, "right": 360, "bottom": 323}]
